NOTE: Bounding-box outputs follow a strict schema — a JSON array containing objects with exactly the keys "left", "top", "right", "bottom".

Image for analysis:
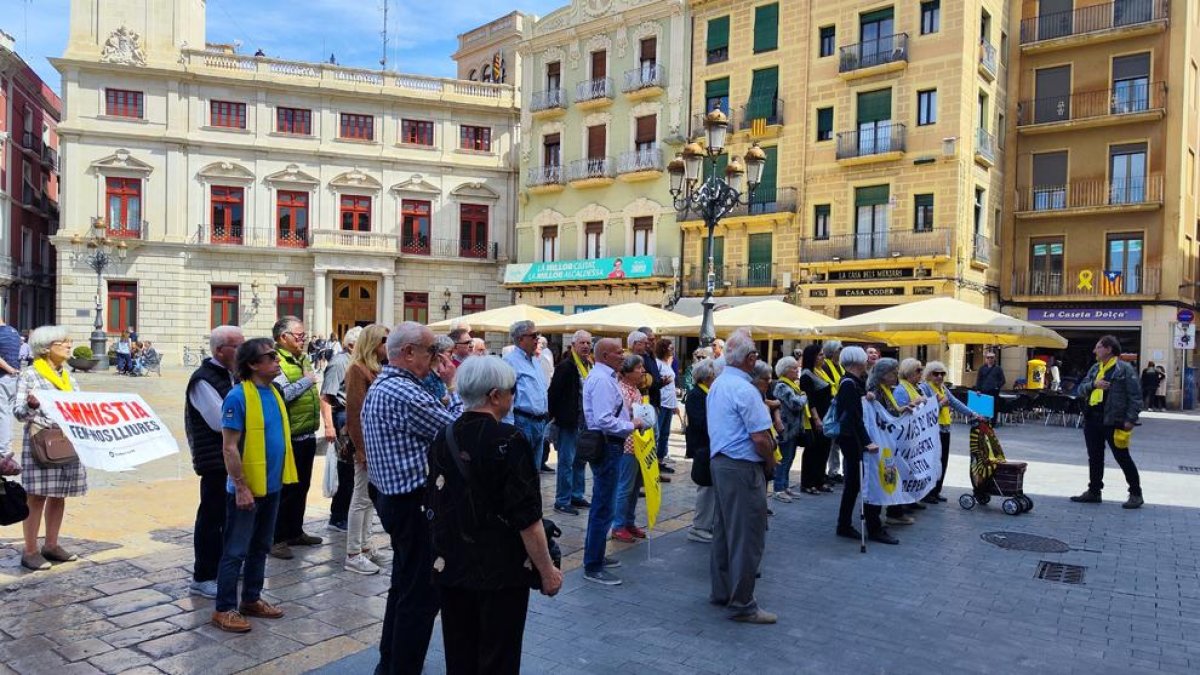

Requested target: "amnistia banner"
[
  {"left": 860, "top": 396, "right": 941, "bottom": 505},
  {"left": 32, "top": 390, "right": 179, "bottom": 472}
]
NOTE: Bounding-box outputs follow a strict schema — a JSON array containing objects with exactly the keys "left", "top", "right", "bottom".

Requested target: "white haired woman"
[
  {"left": 426, "top": 355, "right": 561, "bottom": 674},
  {"left": 771, "top": 356, "right": 809, "bottom": 502},
  {"left": 833, "top": 346, "right": 896, "bottom": 545},
  {"left": 894, "top": 360, "right": 982, "bottom": 504},
  {"left": 14, "top": 325, "right": 87, "bottom": 571}
]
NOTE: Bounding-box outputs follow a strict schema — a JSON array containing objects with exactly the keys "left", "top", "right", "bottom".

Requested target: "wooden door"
[{"left": 332, "top": 280, "right": 377, "bottom": 339}]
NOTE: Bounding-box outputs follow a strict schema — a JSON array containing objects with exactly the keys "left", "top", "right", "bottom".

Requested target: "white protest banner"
[
  {"left": 861, "top": 396, "right": 941, "bottom": 505},
  {"left": 32, "top": 390, "right": 179, "bottom": 472}
]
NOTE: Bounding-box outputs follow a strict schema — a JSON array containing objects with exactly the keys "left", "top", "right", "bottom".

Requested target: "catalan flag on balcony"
[
  {"left": 1100, "top": 270, "right": 1124, "bottom": 296},
  {"left": 751, "top": 118, "right": 767, "bottom": 137}
]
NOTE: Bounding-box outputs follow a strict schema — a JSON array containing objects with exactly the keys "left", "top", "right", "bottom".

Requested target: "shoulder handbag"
[
  {"left": 821, "top": 398, "right": 841, "bottom": 439},
  {"left": 31, "top": 424, "right": 78, "bottom": 466},
  {"left": 576, "top": 399, "right": 624, "bottom": 465},
  {"left": 0, "top": 477, "right": 29, "bottom": 525}
]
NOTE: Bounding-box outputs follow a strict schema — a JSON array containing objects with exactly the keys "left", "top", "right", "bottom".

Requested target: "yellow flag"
[{"left": 630, "top": 428, "right": 662, "bottom": 530}]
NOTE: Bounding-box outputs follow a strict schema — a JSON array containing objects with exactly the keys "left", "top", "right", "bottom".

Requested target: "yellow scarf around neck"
[
  {"left": 242, "top": 381, "right": 299, "bottom": 497},
  {"left": 780, "top": 376, "right": 813, "bottom": 430},
  {"left": 930, "top": 382, "right": 952, "bottom": 425},
  {"left": 817, "top": 361, "right": 842, "bottom": 393},
  {"left": 698, "top": 383, "right": 710, "bottom": 394},
  {"left": 34, "top": 358, "right": 73, "bottom": 391},
  {"left": 1089, "top": 358, "right": 1117, "bottom": 407},
  {"left": 900, "top": 379, "right": 922, "bottom": 402},
  {"left": 881, "top": 386, "right": 902, "bottom": 414},
  {"left": 572, "top": 350, "right": 591, "bottom": 380}
]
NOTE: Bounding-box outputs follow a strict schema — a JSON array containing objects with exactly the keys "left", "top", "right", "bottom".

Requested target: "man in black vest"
[{"left": 185, "top": 326, "right": 244, "bottom": 598}]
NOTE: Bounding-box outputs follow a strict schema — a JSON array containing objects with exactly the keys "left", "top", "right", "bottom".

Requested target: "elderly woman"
[
  {"left": 653, "top": 339, "right": 680, "bottom": 466},
  {"left": 798, "top": 345, "right": 834, "bottom": 495},
  {"left": 685, "top": 358, "right": 718, "bottom": 542},
  {"left": 421, "top": 335, "right": 455, "bottom": 403},
  {"left": 895, "top": 360, "right": 982, "bottom": 504},
  {"left": 612, "top": 355, "right": 650, "bottom": 544},
  {"left": 895, "top": 358, "right": 927, "bottom": 405},
  {"left": 833, "top": 347, "right": 897, "bottom": 545},
  {"left": 867, "top": 358, "right": 920, "bottom": 526},
  {"left": 427, "top": 355, "right": 561, "bottom": 674},
  {"left": 342, "top": 324, "right": 389, "bottom": 575},
  {"left": 14, "top": 325, "right": 87, "bottom": 571},
  {"left": 770, "top": 356, "right": 809, "bottom": 502}
]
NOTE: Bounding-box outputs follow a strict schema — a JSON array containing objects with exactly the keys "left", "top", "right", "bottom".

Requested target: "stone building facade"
[{"left": 52, "top": 0, "right": 519, "bottom": 358}]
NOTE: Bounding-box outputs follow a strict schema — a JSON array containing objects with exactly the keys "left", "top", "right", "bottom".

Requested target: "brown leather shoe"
[
  {"left": 288, "top": 533, "right": 323, "bottom": 546},
  {"left": 239, "top": 599, "right": 284, "bottom": 619},
  {"left": 211, "top": 610, "right": 252, "bottom": 633},
  {"left": 270, "top": 542, "right": 294, "bottom": 559}
]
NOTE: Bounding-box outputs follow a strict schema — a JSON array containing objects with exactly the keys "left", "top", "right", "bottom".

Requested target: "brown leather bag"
[{"left": 30, "top": 427, "right": 77, "bottom": 466}]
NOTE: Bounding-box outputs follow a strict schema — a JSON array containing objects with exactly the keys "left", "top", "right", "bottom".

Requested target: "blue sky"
[{"left": 8, "top": 0, "right": 564, "bottom": 93}]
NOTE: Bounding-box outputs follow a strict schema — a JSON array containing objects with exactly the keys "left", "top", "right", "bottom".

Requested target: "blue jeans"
[
  {"left": 553, "top": 427, "right": 587, "bottom": 509},
  {"left": 583, "top": 441, "right": 624, "bottom": 573},
  {"left": 614, "top": 453, "right": 641, "bottom": 530},
  {"left": 514, "top": 416, "right": 548, "bottom": 472},
  {"left": 655, "top": 406, "right": 674, "bottom": 461},
  {"left": 115, "top": 352, "right": 131, "bottom": 373},
  {"left": 772, "top": 436, "right": 799, "bottom": 492},
  {"left": 215, "top": 490, "right": 281, "bottom": 612}
]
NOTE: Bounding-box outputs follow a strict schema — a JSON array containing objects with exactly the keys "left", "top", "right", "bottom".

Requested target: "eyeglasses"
[
  {"left": 520, "top": 332, "right": 541, "bottom": 341},
  {"left": 286, "top": 331, "right": 307, "bottom": 342},
  {"left": 930, "top": 371, "right": 947, "bottom": 376},
  {"left": 255, "top": 352, "right": 281, "bottom": 363}
]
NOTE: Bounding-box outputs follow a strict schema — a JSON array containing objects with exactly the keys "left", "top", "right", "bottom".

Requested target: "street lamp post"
[
  {"left": 668, "top": 108, "right": 766, "bottom": 347},
  {"left": 71, "top": 218, "right": 127, "bottom": 369}
]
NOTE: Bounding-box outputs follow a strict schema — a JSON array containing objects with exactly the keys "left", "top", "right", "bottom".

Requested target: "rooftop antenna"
[{"left": 380, "top": 0, "right": 389, "bottom": 70}]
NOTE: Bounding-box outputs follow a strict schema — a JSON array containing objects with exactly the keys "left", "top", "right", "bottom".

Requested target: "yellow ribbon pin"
[{"left": 1077, "top": 270, "right": 1094, "bottom": 290}]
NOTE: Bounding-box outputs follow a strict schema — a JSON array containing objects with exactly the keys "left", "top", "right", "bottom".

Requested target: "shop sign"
[
  {"left": 1028, "top": 308, "right": 1143, "bottom": 322},
  {"left": 913, "top": 286, "right": 936, "bottom": 295},
  {"left": 828, "top": 267, "right": 922, "bottom": 281},
  {"left": 504, "top": 256, "right": 656, "bottom": 284},
  {"left": 809, "top": 289, "right": 829, "bottom": 298},
  {"left": 837, "top": 287, "right": 905, "bottom": 297}
]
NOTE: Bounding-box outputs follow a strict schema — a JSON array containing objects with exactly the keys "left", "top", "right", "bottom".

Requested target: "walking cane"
[{"left": 859, "top": 452, "right": 867, "bottom": 554}]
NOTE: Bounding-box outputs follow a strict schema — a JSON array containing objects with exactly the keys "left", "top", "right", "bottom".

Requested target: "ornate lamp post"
[
  {"left": 668, "top": 108, "right": 766, "bottom": 347},
  {"left": 71, "top": 218, "right": 127, "bottom": 369}
]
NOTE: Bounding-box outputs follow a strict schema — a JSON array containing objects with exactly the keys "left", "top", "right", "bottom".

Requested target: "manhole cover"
[
  {"left": 1036, "top": 561, "right": 1086, "bottom": 584},
  {"left": 981, "top": 531, "right": 1070, "bottom": 553}
]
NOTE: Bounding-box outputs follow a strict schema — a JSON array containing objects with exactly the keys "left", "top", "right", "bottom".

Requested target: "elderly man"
[
  {"left": 866, "top": 346, "right": 881, "bottom": 367},
  {"left": 707, "top": 331, "right": 777, "bottom": 624},
  {"left": 582, "top": 338, "right": 647, "bottom": 586},
  {"left": 503, "top": 320, "right": 550, "bottom": 471},
  {"left": 449, "top": 327, "right": 472, "bottom": 367},
  {"left": 686, "top": 358, "right": 719, "bottom": 543},
  {"left": 321, "top": 327, "right": 361, "bottom": 532},
  {"left": 976, "top": 351, "right": 1006, "bottom": 426},
  {"left": 819, "top": 340, "right": 845, "bottom": 484},
  {"left": 362, "top": 321, "right": 460, "bottom": 674},
  {"left": 184, "top": 325, "right": 245, "bottom": 599},
  {"left": 270, "top": 317, "right": 322, "bottom": 560},
  {"left": 548, "top": 330, "right": 594, "bottom": 515},
  {"left": 629, "top": 329, "right": 674, "bottom": 479},
  {"left": 470, "top": 338, "right": 488, "bottom": 357}
]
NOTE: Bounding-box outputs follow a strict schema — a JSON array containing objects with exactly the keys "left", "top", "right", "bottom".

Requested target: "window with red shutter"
[
  {"left": 210, "top": 186, "right": 244, "bottom": 244},
  {"left": 460, "top": 204, "right": 489, "bottom": 258},
  {"left": 402, "top": 119, "right": 434, "bottom": 146},
  {"left": 461, "top": 294, "right": 486, "bottom": 315},
  {"left": 340, "top": 195, "right": 372, "bottom": 231},
  {"left": 106, "top": 282, "right": 137, "bottom": 333},
  {"left": 276, "top": 287, "right": 305, "bottom": 319},
  {"left": 211, "top": 101, "right": 247, "bottom": 128},
  {"left": 277, "top": 191, "right": 309, "bottom": 247},
  {"left": 106, "top": 89, "right": 144, "bottom": 118},
  {"left": 340, "top": 113, "right": 375, "bottom": 141},
  {"left": 401, "top": 200, "right": 432, "bottom": 254},
  {"left": 403, "top": 292, "right": 429, "bottom": 323},
  {"left": 277, "top": 107, "right": 312, "bottom": 135},
  {"left": 211, "top": 286, "right": 240, "bottom": 327},
  {"left": 460, "top": 126, "right": 491, "bottom": 152},
  {"left": 106, "top": 178, "right": 142, "bottom": 237}
]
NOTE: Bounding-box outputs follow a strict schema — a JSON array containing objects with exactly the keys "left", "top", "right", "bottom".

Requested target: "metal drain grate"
[
  {"left": 1036, "top": 561, "right": 1086, "bottom": 584},
  {"left": 981, "top": 532, "right": 1070, "bottom": 553},
  {"left": 1180, "top": 465, "right": 1200, "bottom": 474}
]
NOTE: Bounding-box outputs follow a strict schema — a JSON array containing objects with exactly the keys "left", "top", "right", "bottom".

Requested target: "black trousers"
[
  {"left": 800, "top": 432, "right": 830, "bottom": 490},
  {"left": 274, "top": 435, "right": 317, "bottom": 543},
  {"left": 837, "top": 437, "right": 881, "bottom": 533},
  {"left": 330, "top": 459, "right": 355, "bottom": 524},
  {"left": 193, "top": 471, "right": 228, "bottom": 582},
  {"left": 440, "top": 585, "right": 530, "bottom": 675},
  {"left": 372, "top": 489, "right": 438, "bottom": 675},
  {"left": 1083, "top": 410, "right": 1141, "bottom": 496},
  {"left": 931, "top": 430, "right": 951, "bottom": 498}
]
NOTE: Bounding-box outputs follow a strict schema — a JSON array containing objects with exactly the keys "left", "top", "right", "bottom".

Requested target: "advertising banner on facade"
[
  {"left": 504, "top": 256, "right": 657, "bottom": 284},
  {"left": 32, "top": 391, "right": 179, "bottom": 472},
  {"left": 860, "top": 397, "right": 941, "bottom": 506}
]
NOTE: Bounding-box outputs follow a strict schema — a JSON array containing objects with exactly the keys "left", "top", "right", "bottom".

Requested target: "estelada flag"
[
  {"left": 1100, "top": 270, "right": 1124, "bottom": 296},
  {"left": 630, "top": 428, "right": 662, "bottom": 530}
]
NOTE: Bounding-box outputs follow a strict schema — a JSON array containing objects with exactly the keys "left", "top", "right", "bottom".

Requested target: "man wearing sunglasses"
[
  {"left": 269, "top": 316, "right": 322, "bottom": 560},
  {"left": 449, "top": 327, "right": 473, "bottom": 367},
  {"left": 503, "top": 320, "right": 550, "bottom": 472}
]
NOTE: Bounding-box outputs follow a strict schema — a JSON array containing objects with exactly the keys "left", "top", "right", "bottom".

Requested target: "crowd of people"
[{"left": 0, "top": 307, "right": 1149, "bottom": 672}]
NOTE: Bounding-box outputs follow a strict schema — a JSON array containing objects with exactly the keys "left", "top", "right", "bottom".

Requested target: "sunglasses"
[
  {"left": 256, "top": 352, "right": 281, "bottom": 363},
  {"left": 931, "top": 371, "right": 947, "bottom": 376}
]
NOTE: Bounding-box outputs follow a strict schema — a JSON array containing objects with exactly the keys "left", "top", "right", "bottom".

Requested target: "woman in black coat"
[
  {"left": 684, "top": 358, "right": 717, "bottom": 543},
  {"left": 833, "top": 347, "right": 898, "bottom": 546},
  {"left": 798, "top": 345, "right": 833, "bottom": 494}
]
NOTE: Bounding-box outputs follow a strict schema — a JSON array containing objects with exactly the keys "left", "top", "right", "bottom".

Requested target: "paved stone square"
[{"left": 1, "top": 366, "right": 1198, "bottom": 673}]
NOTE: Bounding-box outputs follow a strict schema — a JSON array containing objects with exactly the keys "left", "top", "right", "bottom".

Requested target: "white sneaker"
[
  {"left": 772, "top": 491, "right": 793, "bottom": 503},
  {"left": 189, "top": 580, "right": 218, "bottom": 598},
  {"left": 687, "top": 529, "right": 713, "bottom": 543},
  {"left": 344, "top": 554, "right": 380, "bottom": 575}
]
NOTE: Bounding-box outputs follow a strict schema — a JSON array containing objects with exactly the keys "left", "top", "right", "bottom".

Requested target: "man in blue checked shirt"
[
  {"left": 362, "top": 321, "right": 461, "bottom": 675},
  {"left": 503, "top": 320, "right": 550, "bottom": 471}
]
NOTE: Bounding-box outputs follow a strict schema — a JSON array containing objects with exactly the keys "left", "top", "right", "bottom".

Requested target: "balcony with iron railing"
[
  {"left": 20, "top": 132, "right": 42, "bottom": 155},
  {"left": 108, "top": 220, "right": 148, "bottom": 240},
  {"left": 836, "top": 122, "right": 906, "bottom": 164},
  {"left": 974, "top": 128, "right": 996, "bottom": 167},
  {"left": 401, "top": 236, "right": 502, "bottom": 260},
  {"left": 972, "top": 233, "right": 992, "bottom": 265},
  {"left": 681, "top": 186, "right": 799, "bottom": 222},
  {"left": 1015, "top": 174, "right": 1164, "bottom": 216},
  {"left": 839, "top": 33, "right": 909, "bottom": 79},
  {"left": 576, "top": 78, "right": 614, "bottom": 109},
  {"left": 799, "top": 228, "right": 953, "bottom": 263},
  {"left": 310, "top": 228, "right": 399, "bottom": 251},
  {"left": 567, "top": 157, "right": 615, "bottom": 187},
  {"left": 623, "top": 64, "right": 665, "bottom": 99},
  {"left": 530, "top": 89, "right": 566, "bottom": 117},
  {"left": 1019, "top": 0, "right": 1168, "bottom": 49},
  {"left": 1016, "top": 81, "right": 1166, "bottom": 132},
  {"left": 730, "top": 263, "right": 779, "bottom": 290},
  {"left": 617, "top": 147, "right": 665, "bottom": 181},
  {"left": 1010, "top": 266, "right": 1160, "bottom": 298},
  {"left": 690, "top": 109, "right": 736, "bottom": 139},
  {"left": 737, "top": 97, "right": 785, "bottom": 134},
  {"left": 41, "top": 145, "right": 58, "bottom": 170},
  {"left": 978, "top": 41, "right": 998, "bottom": 81},
  {"left": 194, "top": 223, "right": 287, "bottom": 247},
  {"left": 526, "top": 164, "right": 565, "bottom": 193}
]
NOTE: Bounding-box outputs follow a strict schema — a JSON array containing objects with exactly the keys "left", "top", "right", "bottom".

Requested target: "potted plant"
[{"left": 68, "top": 345, "right": 100, "bottom": 372}]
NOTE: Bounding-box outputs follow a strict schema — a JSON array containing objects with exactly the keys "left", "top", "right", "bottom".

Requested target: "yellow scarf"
[
  {"left": 780, "top": 376, "right": 813, "bottom": 430},
  {"left": 1089, "top": 358, "right": 1117, "bottom": 407},
  {"left": 900, "top": 379, "right": 922, "bottom": 402},
  {"left": 34, "top": 358, "right": 73, "bottom": 391},
  {"left": 930, "top": 382, "right": 952, "bottom": 425},
  {"left": 241, "top": 381, "right": 299, "bottom": 497},
  {"left": 881, "top": 386, "right": 902, "bottom": 414},
  {"left": 698, "top": 383, "right": 710, "bottom": 394},
  {"left": 572, "top": 351, "right": 591, "bottom": 380},
  {"left": 817, "top": 361, "right": 843, "bottom": 393}
]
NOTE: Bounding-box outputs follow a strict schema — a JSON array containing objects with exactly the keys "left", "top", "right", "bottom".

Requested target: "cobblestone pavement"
[{"left": 1, "top": 367, "right": 1198, "bottom": 673}]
